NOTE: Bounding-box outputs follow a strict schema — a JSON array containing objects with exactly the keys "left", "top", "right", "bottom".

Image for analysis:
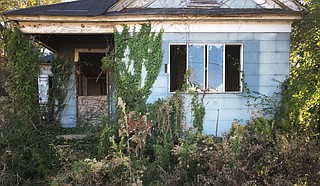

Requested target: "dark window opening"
[
  {"left": 170, "top": 45, "right": 187, "bottom": 92},
  {"left": 225, "top": 45, "right": 241, "bottom": 92},
  {"left": 77, "top": 53, "right": 106, "bottom": 96}
]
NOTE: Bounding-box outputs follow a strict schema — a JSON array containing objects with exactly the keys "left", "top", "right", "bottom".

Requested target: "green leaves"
[
  {"left": 103, "top": 23, "right": 163, "bottom": 113},
  {"left": 191, "top": 91, "right": 206, "bottom": 134},
  {"left": 47, "top": 57, "right": 72, "bottom": 124},
  {"left": 5, "top": 28, "right": 40, "bottom": 124},
  {"left": 277, "top": 0, "right": 320, "bottom": 134}
]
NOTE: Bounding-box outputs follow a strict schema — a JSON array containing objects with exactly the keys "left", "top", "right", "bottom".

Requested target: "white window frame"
[
  {"left": 206, "top": 44, "right": 224, "bottom": 92},
  {"left": 187, "top": 44, "right": 206, "bottom": 91},
  {"left": 168, "top": 43, "right": 243, "bottom": 93},
  {"left": 168, "top": 43, "right": 187, "bottom": 93},
  {"left": 221, "top": 43, "right": 243, "bottom": 93}
]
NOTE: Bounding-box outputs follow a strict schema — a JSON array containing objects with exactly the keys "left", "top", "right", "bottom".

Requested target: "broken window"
[
  {"left": 170, "top": 45, "right": 187, "bottom": 92},
  {"left": 169, "top": 44, "right": 242, "bottom": 92},
  {"left": 225, "top": 45, "right": 241, "bottom": 92},
  {"left": 77, "top": 53, "right": 107, "bottom": 96}
]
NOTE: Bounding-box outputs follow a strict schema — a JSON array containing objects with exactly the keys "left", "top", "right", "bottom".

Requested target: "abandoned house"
[{"left": 4, "top": 0, "right": 307, "bottom": 134}]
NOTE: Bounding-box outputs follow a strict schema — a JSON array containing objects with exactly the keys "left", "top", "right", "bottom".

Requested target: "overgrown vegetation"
[
  {"left": 0, "top": 1, "right": 320, "bottom": 185},
  {"left": 0, "top": 28, "right": 58, "bottom": 185},
  {"left": 276, "top": 0, "right": 320, "bottom": 135},
  {"left": 45, "top": 57, "right": 72, "bottom": 125},
  {"left": 102, "top": 24, "right": 163, "bottom": 113},
  {"left": 5, "top": 27, "right": 40, "bottom": 123},
  {"left": 50, "top": 15, "right": 320, "bottom": 185}
]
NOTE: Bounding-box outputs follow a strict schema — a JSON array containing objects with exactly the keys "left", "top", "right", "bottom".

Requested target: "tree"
[
  {"left": 0, "top": 2, "right": 63, "bottom": 184},
  {"left": 0, "top": 0, "right": 62, "bottom": 96},
  {"left": 276, "top": 0, "right": 320, "bottom": 134}
]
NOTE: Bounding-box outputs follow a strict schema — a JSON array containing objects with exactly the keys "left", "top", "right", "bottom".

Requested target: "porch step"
[{"left": 57, "top": 134, "right": 87, "bottom": 140}]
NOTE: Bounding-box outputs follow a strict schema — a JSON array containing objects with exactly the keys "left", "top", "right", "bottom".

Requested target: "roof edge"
[{"left": 6, "top": 11, "right": 303, "bottom": 24}]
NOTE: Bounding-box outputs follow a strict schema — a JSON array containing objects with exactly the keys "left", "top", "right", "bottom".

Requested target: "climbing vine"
[
  {"left": 47, "top": 57, "right": 72, "bottom": 124},
  {"left": 102, "top": 23, "right": 163, "bottom": 113},
  {"left": 183, "top": 70, "right": 206, "bottom": 134},
  {"left": 5, "top": 27, "right": 40, "bottom": 124},
  {"left": 190, "top": 91, "right": 206, "bottom": 134}
]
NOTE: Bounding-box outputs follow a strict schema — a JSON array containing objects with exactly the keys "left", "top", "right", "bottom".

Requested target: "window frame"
[
  {"left": 187, "top": 44, "right": 206, "bottom": 91},
  {"left": 169, "top": 43, "right": 243, "bottom": 93},
  {"left": 168, "top": 43, "right": 187, "bottom": 93},
  {"left": 206, "top": 44, "right": 225, "bottom": 92},
  {"left": 224, "top": 43, "right": 243, "bottom": 92}
]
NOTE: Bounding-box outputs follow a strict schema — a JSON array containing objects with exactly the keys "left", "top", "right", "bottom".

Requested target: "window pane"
[
  {"left": 188, "top": 45, "right": 204, "bottom": 89},
  {"left": 170, "top": 45, "right": 187, "bottom": 92},
  {"left": 225, "top": 45, "right": 241, "bottom": 91},
  {"left": 208, "top": 45, "right": 223, "bottom": 91}
]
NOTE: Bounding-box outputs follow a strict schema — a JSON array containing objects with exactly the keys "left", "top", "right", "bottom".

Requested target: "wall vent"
[{"left": 188, "top": 0, "right": 221, "bottom": 8}]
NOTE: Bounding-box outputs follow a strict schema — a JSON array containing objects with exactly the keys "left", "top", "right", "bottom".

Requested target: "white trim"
[
  {"left": 223, "top": 44, "right": 226, "bottom": 92},
  {"left": 240, "top": 44, "right": 244, "bottom": 92},
  {"left": 18, "top": 21, "right": 294, "bottom": 34},
  {"left": 206, "top": 45, "right": 208, "bottom": 90},
  {"left": 203, "top": 45, "right": 206, "bottom": 90},
  {"left": 74, "top": 48, "right": 106, "bottom": 62},
  {"left": 8, "top": 14, "right": 301, "bottom": 22},
  {"left": 186, "top": 44, "right": 190, "bottom": 89},
  {"left": 168, "top": 43, "right": 172, "bottom": 93}
]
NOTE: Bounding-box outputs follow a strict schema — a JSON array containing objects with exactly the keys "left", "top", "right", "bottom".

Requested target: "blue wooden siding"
[
  {"left": 148, "top": 32, "right": 291, "bottom": 135},
  {"left": 61, "top": 65, "right": 77, "bottom": 128},
  {"left": 59, "top": 32, "right": 291, "bottom": 133}
]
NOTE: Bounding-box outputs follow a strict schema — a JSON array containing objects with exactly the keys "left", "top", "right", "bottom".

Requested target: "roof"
[
  {"left": 4, "top": 0, "right": 117, "bottom": 16},
  {"left": 106, "top": 8, "right": 302, "bottom": 17},
  {"left": 3, "top": 0, "right": 308, "bottom": 17}
]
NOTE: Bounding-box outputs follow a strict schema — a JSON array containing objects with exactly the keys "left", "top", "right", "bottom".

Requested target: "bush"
[
  {"left": 50, "top": 99, "right": 320, "bottom": 186},
  {"left": 0, "top": 124, "right": 60, "bottom": 185},
  {"left": 164, "top": 118, "right": 320, "bottom": 186}
]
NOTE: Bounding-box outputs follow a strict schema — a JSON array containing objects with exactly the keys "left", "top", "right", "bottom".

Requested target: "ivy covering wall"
[
  {"left": 5, "top": 27, "right": 40, "bottom": 124},
  {"left": 102, "top": 23, "right": 163, "bottom": 113}
]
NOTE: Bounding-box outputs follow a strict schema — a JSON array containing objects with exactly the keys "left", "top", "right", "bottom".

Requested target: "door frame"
[{"left": 74, "top": 48, "right": 110, "bottom": 125}]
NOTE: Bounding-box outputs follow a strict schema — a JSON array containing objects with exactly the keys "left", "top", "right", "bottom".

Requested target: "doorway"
[{"left": 75, "top": 49, "right": 110, "bottom": 126}]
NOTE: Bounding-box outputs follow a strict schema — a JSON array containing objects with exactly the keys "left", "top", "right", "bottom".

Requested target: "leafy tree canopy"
[
  {"left": 1, "top": 0, "right": 61, "bottom": 13},
  {"left": 276, "top": 0, "right": 320, "bottom": 134},
  {"left": 0, "top": 0, "right": 61, "bottom": 95}
]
